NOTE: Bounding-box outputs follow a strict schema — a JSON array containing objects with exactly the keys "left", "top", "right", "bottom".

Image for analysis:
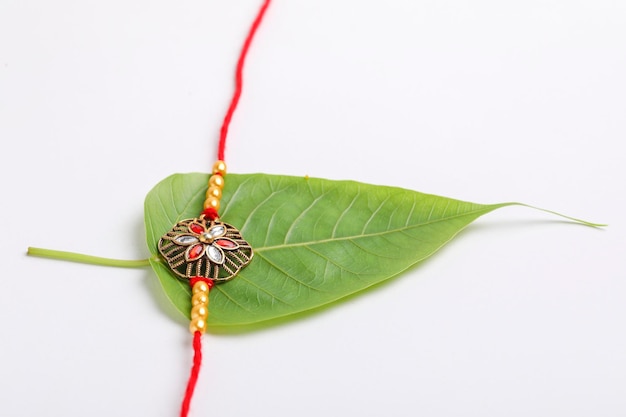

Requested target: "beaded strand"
[
  {"left": 189, "top": 278, "right": 213, "bottom": 334},
  {"left": 204, "top": 160, "right": 227, "bottom": 212},
  {"left": 189, "top": 160, "right": 227, "bottom": 333}
]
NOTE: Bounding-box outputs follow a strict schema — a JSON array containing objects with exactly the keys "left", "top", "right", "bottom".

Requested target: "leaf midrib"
[{"left": 255, "top": 203, "right": 506, "bottom": 252}]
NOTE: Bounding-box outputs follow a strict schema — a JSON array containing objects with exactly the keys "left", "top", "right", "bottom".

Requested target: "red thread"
[
  {"left": 189, "top": 276, "right": 215, "bottom": 290},
  {"left": 180, "top": 331, "right": 203, "bottom": 417},
  {"left": 180, "top": 278, "right": 214, "bottom": 417},
  {"left": 217, "top": 0, "right": 272, "bottom": 162},
  {"left": 201, "top": 207, "right": 220, "bottom": 220}
]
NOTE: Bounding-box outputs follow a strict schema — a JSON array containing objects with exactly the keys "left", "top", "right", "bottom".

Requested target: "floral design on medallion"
[{"left": 158, "top": 218, "right": 253, "bottom": 282}]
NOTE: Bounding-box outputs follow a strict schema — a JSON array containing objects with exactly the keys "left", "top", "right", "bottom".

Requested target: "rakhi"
[
  {"left": 157, "top": 1, "right": 270, "bottom": 414},
  {"left": 27, "top": 0, "right": 603, "bottom": 416}
]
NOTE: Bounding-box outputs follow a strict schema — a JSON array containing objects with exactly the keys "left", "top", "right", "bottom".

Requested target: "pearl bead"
[
  {"left": 191, "top": 304, "right": 209, "bottom": 319},
  {"left": 203, "top": 196, "right": 220, "bottom": 211},
  {"left": 209, "top": 174, "right": 225, "bottom": 189},
  {"left": 192, "top": 292, "right": 208, "bottom": 306},
  {"left": 206, "top": 186, "right": 222, "bottom": 200},
  {"left": 192, "top": 281, "right": 209, "bottom": 294},
  {"left": 212, "top": 160, "right": 227, "bottom": 176},
  {"left": 190, "top": 318, "right": 207, "bottom": 334}
]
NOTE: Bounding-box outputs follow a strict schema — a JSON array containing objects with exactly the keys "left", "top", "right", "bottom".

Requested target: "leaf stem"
[{"left": 27, "top": 247, "right": 151, "bottom": 268}]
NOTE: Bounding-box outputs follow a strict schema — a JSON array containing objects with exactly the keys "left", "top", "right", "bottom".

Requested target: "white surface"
[{"left": 1, "top": 1, "right": 625, "bottom": 416}]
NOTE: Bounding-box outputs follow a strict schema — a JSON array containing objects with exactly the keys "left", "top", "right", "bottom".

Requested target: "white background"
[{"left": 1, "top": 1, "right": 625, "bottom": 416}]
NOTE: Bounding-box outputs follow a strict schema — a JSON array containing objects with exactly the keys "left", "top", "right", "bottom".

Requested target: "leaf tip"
[{"left": 507, "top": 203, "right": 607, "bottom": 228}]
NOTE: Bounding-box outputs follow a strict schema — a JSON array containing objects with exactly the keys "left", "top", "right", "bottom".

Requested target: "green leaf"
[{"left": 144, "top": 173, "right": 598, "bottom": 330}]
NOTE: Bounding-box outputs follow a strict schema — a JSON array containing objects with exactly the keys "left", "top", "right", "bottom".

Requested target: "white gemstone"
[
  {"left": 175, "top": 235, "right": 199, "bottom": 245},
  {"left": 207, "top": 245, "right": 224, "bottom": 264},
  {"left": 208, "top": 225, "right": 226, "bottom": 238}
]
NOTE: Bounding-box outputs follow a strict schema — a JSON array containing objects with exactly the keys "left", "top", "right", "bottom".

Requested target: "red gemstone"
[
  {"left": 187, "top": 244, "right": 204, "bottom": 260},
  {"left": 215, "top": 239, "right": 237, "bottom": 249},
  {"left": 189, "top": 223, "right": 204, "bottom": 234}
]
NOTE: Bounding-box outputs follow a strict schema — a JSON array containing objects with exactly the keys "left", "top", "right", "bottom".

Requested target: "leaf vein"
[
  {"left": 332, "top": 192, "right": 360, "bottom": 238},
  {"left": 221, "top": 175, "right": 256, "bottom": 218},
  {"left": 213, "top": 285, "right": 254, "bottom": 313},
  {"left": 405, "top": 198, "right": 417, "bottom": 227},
  {"left": 255, "top": 252, "right": 325, "bottom": 293},
  {"left": 239, "top": 189, "right": 281, "bottom": 233},
  {"left": 302, "top": 245, "right": 362, "bottom": 278},
  {"left": 283, "top": 191, "right": 331, "bottom": 244},
  {"left": 361, "top": 195, "right": 391, "bottom": 235},
  {"left": 237, "top": 275, "right": 295, "bottom": 307}
]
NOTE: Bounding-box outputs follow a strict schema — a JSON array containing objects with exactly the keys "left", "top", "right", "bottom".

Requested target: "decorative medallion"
[{"left": 158, "top": 217, "right": 253, "bottom": 282}]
